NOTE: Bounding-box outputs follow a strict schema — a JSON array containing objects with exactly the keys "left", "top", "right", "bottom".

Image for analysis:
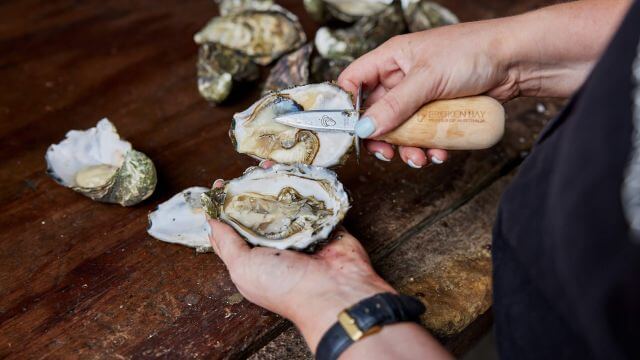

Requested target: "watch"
[{"left": 315, "top": 293, "right": 426, "bottom": 360}]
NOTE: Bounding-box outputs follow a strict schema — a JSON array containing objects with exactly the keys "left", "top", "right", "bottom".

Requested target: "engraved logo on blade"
[{"left": 321, "top": 115, "right": 337, "bottom": 128}]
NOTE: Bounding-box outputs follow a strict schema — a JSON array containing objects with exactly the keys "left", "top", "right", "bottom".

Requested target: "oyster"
[
  {"left": 231, "top": 83, "right": 355, "bottom": 167},
  {"left": 310, "top": 56, "right": 351, "bottom": 83},
  {"left": 320, "top": 0, "right": 395, "bottom": 23},
  {"left": 401, "top": 0, "right": 459, "bottom": 32},
  {"left": 315, "top": 4, "right": 406, "bottom": 61},
  {"left": 202, "top": 164, "right": 350, "bottom": 251},
  {"left": 197, "top": 42, "right": 259, "bottom": 104},
  {"left": 148, "top": 187, "right": 213, "bottom": 253},
  {"left": 263, "top": 43, "right": 313, "bottom": 95},
  {"left": 216, "top": 0, "right": 275, "bottom": 15},
  {"left": 194, "top": 8, "right": 306, "bottom": 65},
  {"left": 45, "top": 118, "right": 156, "bottom": 206}
]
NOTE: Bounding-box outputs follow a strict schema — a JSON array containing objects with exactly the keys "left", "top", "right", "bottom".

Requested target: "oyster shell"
[
  {"left": 310, "top": 56, "right": 351, "bottom": 83},
  {"left": 45, "top": 118, "right": 156, "bottom": 206},
  {"left": 194, "top": 8, "right": 306, "bottom": 65},
  {"left": 263, "top": 43, "right": 313, "bottom": 95},
  {"left": 231, "top": 83, "right": 355, "bottom": 167},
  {"left": 202, "top": 164, "right": 350, "bottom": 251},
  {"left": 148, "top": 187, "right": 213, "bottom": 253},
  {"left": 322, "top": 0, "right": 395, "bottom": 23},
  {"left": 401, "top": 0, "right": 459, "bottom": 32},
  {"left": 315, "top": 3, "right": 406, "bottom": 61},
  {"left": 216, "top": 0, "right": 275, "bottom": 15},
  {"left": 197, "top": 42, "right": 259, "bottom": 104}
]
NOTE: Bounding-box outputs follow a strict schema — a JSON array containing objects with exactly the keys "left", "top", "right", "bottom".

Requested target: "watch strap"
[{"left": 315, "top": 293, "right": 425, "bottom": 360}]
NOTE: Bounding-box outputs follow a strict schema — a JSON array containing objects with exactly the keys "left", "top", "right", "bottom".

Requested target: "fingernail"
[
  {"left": 374, "top": 152, "right": 391, "bottom": 162},
  {"left": 355, "top": 116, "right": 375, "bottom": 138},
  {"left": 407, "top": 159, "right": 422, "bottom": 169},
  {"left": 258, "top": 160, "right": 268, "bottom": 167},
  {"left": 431, "top": 156, "right": 444, "bottom": 165}
]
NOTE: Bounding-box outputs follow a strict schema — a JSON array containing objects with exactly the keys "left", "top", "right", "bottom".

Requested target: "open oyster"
[
  {"left": 401, "top": 0, "right": 459, "bottom": 32},
  {"left": 202, "top": 164, "right": 350, "bottom": 251},
  {"left": 147, "top": 187, "right": 213, "bottom": 253},
  {"left": 315, "top": 3, "right": 406, "bottom": 61},
  {"left": 216, "top": 0, "right": 275, "bottom": 15},
  {"left": 198, "top": 43, "right": 259, "bottom": 104},
  {"left": 194, "top": 8, "right": 306, "bottom": 65},
  {"left": 231, "top": 83, "right": 355, "bottom": 167},
  {"left": 45, "top": 118, "right": 156, "bottom": 206}
]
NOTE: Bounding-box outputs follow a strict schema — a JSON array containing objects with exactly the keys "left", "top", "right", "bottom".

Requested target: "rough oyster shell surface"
[
  {"left": 194, "top": 9, "right": 306, "bottom": 65},
  {"left": 202, "top": 164, "right": 350, "bottom": 251},
  {"left": 231, "top": 82, "right": 355, "bottom": 167},
  {"left": 45, "top": 118, "right": 156, "bottom": 206},
  {"left": 401, "top": 0, "right": 459, "bottom": 32},
  {"left": 322, "top": 0, "right": 395, "bottom": 22},
  {"left": 263, "top": 43, "right": 313, "bottom": 95},
  {"left": 216, "top": 0, "right": 275, "bottom": 15},
  {"left": 148, "top": 187, "right": 213, "bottom": 253}
]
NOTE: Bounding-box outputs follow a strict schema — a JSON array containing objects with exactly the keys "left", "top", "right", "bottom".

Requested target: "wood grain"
[{"left": 0, "top": 0, "right": 563, "bottom": 358}]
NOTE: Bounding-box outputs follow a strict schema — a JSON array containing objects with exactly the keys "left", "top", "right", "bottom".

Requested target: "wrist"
[{"left": 289, "top": 276, "right": 395, "bottom": 352}]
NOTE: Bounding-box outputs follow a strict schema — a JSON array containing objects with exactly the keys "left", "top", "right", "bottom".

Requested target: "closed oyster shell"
[
  {"left": 322, "top": 0, "right": 395, "bottom": 23},
  {"left": 216, "top": 0, "right": 275, "bottom": 15},
  {"left": 401, "top": 0, "right": 459, "bottom": 32},
  {"left": 231, "top": 83, "right": 355, "bottom": 167},
  {"left": 263, "top": 43, "right": 313, "bottom": 95},
  {"left": 201, "top": 164, "right": 350, "bottom": 251},
  {"left": 147, "top": 187, "right": 213, "bottom": 253},
  {"left": 197, "top": 42, "right": 259, "bottom": 104},
  {"left": 194, "top": 8, "right": 306, "bottom": 65},
  {"left": 45, "top": 119, "right": 156, "bottom": 206},
  {"left": 315, "top": 3, "right": 406, "bottom": 61}
]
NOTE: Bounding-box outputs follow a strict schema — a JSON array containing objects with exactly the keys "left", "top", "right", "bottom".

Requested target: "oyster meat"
[
  {"left": 194, "top": 8, "right": 306, "bottom": 65},
  {"left": 202, "top": 164, "right": 350, "bottom": 251},
  {"left": 231, "top": 83, "right": 355, "bottom": 167},
  {"left": 401, "top": 0, "right": 459, "bottom": 32},
  {"left": 216, "top": 0, "right": 275, "bottom": 15},
  {"left": 45, "top": 118, "right": 156, "bottom": 206},
  {"left": 315, "top": 3, "right": 406, "bottom": 61},
  {"left": 148, "top": 187, "right": 213, "bottom": 253},
  {"left": 197, "top": 42, "right": 259, "bottom": 104}
]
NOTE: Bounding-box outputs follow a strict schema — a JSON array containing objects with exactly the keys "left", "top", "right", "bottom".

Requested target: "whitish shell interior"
[
  {"left": 148, "top": 187, "right": 213, "bottom": 253},
  {"left": 232, "top": 83, "right": 355, "bottom": 167},
  {"left": 207, "top": 164, "right": 350, "bottom": 251}
]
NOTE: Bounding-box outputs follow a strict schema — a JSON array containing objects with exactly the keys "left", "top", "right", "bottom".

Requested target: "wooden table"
[{"left": 0, "top": 0, "right": 562, "bottom": 358}]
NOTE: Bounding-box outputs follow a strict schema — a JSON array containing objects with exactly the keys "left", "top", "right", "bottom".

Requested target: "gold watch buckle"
[{"left": 338, "top": 310, "right": 381, "bottom": 341}]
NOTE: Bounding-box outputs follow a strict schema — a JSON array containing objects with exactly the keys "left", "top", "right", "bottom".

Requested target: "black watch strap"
[{"left": 315, "top": 293, "right": 425, "bottom": 360}]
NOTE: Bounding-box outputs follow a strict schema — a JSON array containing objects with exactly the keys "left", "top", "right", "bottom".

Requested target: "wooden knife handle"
[{"left": 376, "top": 96, "right": 505, "bottom": 150}]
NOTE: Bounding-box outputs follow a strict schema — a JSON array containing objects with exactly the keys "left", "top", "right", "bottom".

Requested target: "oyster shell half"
[
  {"left": 148, "top": 187, "right": 213, "bottom": 253},
  {"left": 197, "top": 42, "right": 259, "bottom": 104},
  {"left": 45, "top": 119, "right": 156, "bottom": 206},
  {"left": 315, "top": 3, "right": 406, "bottom": 61},
  {"left": 231, "top": 82, "right": 355, "bottom": 167},
  {"left": 194, "top": 8, "right": 306, "bottom": 65},
  {"left": 202, "top": 164, "right": 350, "bottom": 251},
  {"left": 401, "top": 0, "right": 459, "bottom": 32}
]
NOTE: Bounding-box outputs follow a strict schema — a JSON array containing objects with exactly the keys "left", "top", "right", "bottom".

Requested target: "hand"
[
  {"left": 338, "top": 20, "right": 520, "bottom": 168},
  {"left": 209, "top": 215, "right": 394, "bottom": 351}
]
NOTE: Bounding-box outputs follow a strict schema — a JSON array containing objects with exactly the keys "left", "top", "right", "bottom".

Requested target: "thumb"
[
  {"left": 208, "top": 219, "right": 250, "bottom": 268},
  {"left": 355, "top": 76, "right": 432, "bottom": 139}
]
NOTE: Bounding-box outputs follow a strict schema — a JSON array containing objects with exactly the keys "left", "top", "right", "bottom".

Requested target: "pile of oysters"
[{"left": 46, "top": 0, "right": 459, "bottom": 253}]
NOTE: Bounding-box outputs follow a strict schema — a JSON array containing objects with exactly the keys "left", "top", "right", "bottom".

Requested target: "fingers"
[
  {"left": 426, "top": 149, "right": 448, "bottom": 164},
  {"left": 398, "top": 146, "right": 428, "bottom": 168},
  {"left": 209, "top": 219, "right": 250, "bottom": 268},
  {"left": 258, "top": 160, "right": 275, "bottom": 169},
  {"left": 316, "top": 227, "right": 371, "bottom": 263},
  {"left": 365, "top": 140, "right": 395, "bottom": 161}
]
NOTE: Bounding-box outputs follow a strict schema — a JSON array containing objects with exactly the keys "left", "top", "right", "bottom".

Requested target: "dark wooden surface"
[{"left": 0, "top": 0, "right": 562, "bottom": 358}]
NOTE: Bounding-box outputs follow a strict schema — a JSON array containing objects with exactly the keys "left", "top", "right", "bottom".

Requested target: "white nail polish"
[
  {"left": 431, "top": 156, "right": 444, "bottom": 165},
  {"left": 407, "top": 159, "right": 422, "bottom": 169},
  {"left": 258, "top": 160, "right": 268, "bottom": 167},
  {"left": 374, "top": 152, "right": 391, "bottom": 162}
]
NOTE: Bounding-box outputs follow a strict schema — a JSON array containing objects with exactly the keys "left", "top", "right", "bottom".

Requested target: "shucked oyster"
[
  {"left": 315, "top": 3, "right": 406, "bottom": 61},
  {"left": 202, "top": 164, "right": 350, "bottom": 250},
  {"left": 194, "top": 8, "right": 306, "bottom": 65},
  {"left": 148, "top": 187, "right": 213, "bottom": 253},
  {"left": 401, "top": 0, "right": 459, "bottom": 32},
  {"left": 231, "top": 83, "right": 355, "bottom": 167},
  {"left": 45, "top": 119, "right": 156, "bottom": 206},
  {"left": 216, "top": 0, "right": 275, "bottom": 15},
  {"left": 197, "top": 43, "right": 259, "bottom": 104}
]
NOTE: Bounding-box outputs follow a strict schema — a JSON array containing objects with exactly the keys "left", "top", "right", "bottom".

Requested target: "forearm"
[{"left": 504, "top": 0, "right": 632, "bottom": 97}]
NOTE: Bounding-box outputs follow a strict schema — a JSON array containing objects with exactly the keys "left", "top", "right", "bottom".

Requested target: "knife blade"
[{"left": 274, "top": 110, "right": 359, "bottom": 133}]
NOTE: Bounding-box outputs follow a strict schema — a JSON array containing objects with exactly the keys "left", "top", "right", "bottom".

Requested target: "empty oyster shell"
[
  {"left": 401, "top": 0, "right": 459, "bottom": 32},
  {"left": 263, "top": 43, "right": 313, "bottom": 95},
  {"left": 194, "top": 8, "right": 306, "bottom": 65},
  {"left": 45, "top": 119, "right": 156, "bottom": 206},
  {"left": 216, "top": 0, "right": 275, "bottom": 15},
  {"left": 148, "top": 187, "right": 213, "bottom": 253},
  {"left": 201, "top": 164, "right": 350, "bottom": 251},
  {"left": 197, "top": 42, "right": 259, "bottom": 104},
  {"left": 315, "top": 3, "right": 406, "bottom": 61},
  {"left": 231, "top": 82, "right": 355, "bottom": 167}
]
